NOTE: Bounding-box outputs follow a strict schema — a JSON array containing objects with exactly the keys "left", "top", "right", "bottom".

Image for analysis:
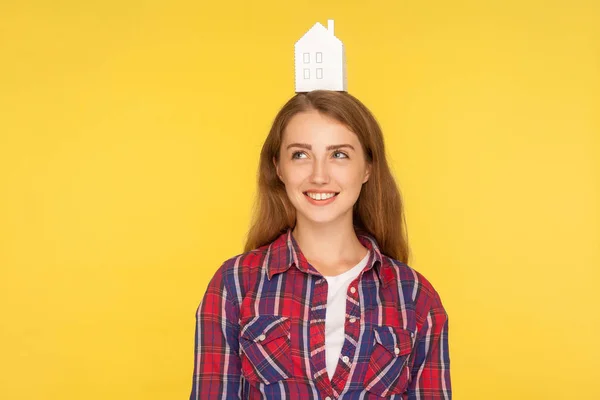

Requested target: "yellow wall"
[{"left": 1, "top": 1, "right": 598, "bottom": 398}]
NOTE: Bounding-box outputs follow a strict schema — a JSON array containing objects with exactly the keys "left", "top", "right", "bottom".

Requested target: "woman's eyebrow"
[{"left": 286, "top": 143, "right": 355, "bottom": 151}]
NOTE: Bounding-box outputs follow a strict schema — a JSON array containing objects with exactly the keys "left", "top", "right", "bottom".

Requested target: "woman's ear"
[
  {"left": 273, "top": 157, "right": 282, "bottom": 181},
  {"left": 363, "top": 163, "right": 372, "bottom": 184}
]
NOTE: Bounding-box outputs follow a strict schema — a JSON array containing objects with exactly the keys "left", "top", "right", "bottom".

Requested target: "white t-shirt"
[{"left": 323, "top": 250, "right": 370, "bottom": 380}]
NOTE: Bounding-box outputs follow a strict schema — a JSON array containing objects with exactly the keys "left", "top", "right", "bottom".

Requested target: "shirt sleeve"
[
  {"left": 189, "top": 264, "right": 242, "bottom": 400},
  {"left": 407, "top": 290, "right": 452, "bottom": 399}
]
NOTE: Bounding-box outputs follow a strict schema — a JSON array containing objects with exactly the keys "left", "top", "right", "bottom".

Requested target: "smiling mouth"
[{"left": 303, "top": 192, "right": 340, "bottom": 201}]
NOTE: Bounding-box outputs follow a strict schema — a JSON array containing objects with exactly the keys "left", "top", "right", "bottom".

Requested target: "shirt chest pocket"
[
  {"left": 239, "top": 315, "right": 292, "bottom": 386},
  {"left": 363, "top": 325, "right": 415, "bottom": 397}
]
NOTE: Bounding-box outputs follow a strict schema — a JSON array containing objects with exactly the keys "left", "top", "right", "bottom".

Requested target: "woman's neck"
[{"left": 292, "top": 219, "right": 368, "bottom": 276}]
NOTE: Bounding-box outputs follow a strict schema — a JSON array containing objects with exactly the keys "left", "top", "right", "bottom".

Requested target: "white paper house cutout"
[{"left": 294, "top": 19, "right": 347, "bottom": 93}]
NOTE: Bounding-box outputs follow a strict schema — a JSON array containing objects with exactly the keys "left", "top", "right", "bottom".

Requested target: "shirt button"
[
  {"left": 349, "top": 317, "right": 356, "bottom": 323},
  {"left": 342, "top": 355, "right": 349, "bottom": 363},
  {"left": 350, "top": 287, "right": 356, "bottom": 294},
  {"left": 394, "top": 347, "right": 400, "bottom": 355},
  {"left": 325, "top": 397, "right": 332, "bottom": 400},
  {"left": 258, "top": 334, "right": 266, "bottom": 341}
]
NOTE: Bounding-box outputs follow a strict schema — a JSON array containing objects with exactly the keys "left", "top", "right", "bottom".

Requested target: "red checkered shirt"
[{"left": 189, "top": 227, "right": 451, "bottom": 399}]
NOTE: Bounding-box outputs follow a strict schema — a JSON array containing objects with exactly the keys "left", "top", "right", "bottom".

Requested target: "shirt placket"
[
  {"left": 309, "top": 276, "right": 334, "bottom": 398},
  {"left": 329, "top": 276, "right": 362, "bottom": 396},
  {"left": 309, "top": 273, "right": 365, "bottom": 400}
]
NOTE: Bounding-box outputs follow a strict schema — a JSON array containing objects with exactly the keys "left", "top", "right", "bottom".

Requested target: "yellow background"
[{"left": 1, "top": 0, "right": 598, "bottom": 398}]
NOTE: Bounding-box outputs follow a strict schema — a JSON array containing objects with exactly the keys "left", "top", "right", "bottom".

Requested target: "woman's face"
[{"left": 274, "top": 110, "right": 371, "bottom": 227}]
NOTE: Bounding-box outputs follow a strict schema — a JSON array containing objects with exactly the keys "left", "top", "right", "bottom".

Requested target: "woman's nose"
[{"left": 309, "top": 159, "right": 330, "bottom": 184}]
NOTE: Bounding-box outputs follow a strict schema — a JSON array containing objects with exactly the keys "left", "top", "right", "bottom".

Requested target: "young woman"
[{"left": 189, "top": 90, "right": 451, "bottom": 399}]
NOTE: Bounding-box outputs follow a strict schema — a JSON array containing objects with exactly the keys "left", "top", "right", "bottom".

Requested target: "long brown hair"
[{"left": 244, "top": 90, "right": 410, "bottom": 264}]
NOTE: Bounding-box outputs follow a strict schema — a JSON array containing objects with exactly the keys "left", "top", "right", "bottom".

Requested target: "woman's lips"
[{"left": 303, "top": 192, "right": 339, "bottom": 206}]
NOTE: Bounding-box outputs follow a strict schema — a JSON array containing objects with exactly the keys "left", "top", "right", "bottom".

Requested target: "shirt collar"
[{"left": 266, "top": 227, "right": 394, "bottom": 288}]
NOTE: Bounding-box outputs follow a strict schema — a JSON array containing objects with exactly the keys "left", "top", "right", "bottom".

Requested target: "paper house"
[{"left": 294, "top": 19, "right": 347, "bottom": 92}]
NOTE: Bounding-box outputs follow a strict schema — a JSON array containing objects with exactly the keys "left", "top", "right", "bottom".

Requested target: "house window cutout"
[
  {"left": 316, "top": 68, "right": 323, "bottom": 79},
  {"left": 303, "top": 53, "right": 310, "bottom": 63},
  {"left": 316, "top": 52, "right": 323, "bottom": 63},
  {"left": 303, "top": 68, "right": 310, "bottom": 79}
]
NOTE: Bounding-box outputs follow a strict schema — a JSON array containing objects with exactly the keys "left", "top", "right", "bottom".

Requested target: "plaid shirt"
[{"left": 190, "top": 228, "right": 451, "bottom": 399}]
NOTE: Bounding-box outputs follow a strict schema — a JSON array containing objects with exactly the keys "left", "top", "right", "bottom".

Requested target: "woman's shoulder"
[
  {"left": 219, "top": 244, "right": 271, "bottom": 273},
  {"left": 210, "top": 238, "right": 280, "bottom": 285},
  {"left": 203, "top": 245, "right": 271, "bottom": 304},
  {"left": 380, "top": 254, "right": 447, "bottom": 310},
  {"left": 356, "top": 228, "right": 443, "bottom": 303}
]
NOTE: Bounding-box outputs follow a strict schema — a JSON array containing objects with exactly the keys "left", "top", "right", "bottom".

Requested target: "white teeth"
[{"left": 306, "top": 192, "right": 336, "bottom": 200}]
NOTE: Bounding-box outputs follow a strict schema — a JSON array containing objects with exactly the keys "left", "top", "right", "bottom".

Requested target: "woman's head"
[
  {"left": 274, "top": 108, "right": 371, "bottom": 230},
  {"left": 245, "top": 90, "right": 409, "bottom": 263}
]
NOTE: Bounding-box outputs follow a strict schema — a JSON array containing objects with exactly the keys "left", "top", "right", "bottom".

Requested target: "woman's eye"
[
  {"left": 333, "top": 151, "right": 349, "bottom": 159},
  {"left": 291, "top": 151, "right": 348, "bottom": 159}
]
